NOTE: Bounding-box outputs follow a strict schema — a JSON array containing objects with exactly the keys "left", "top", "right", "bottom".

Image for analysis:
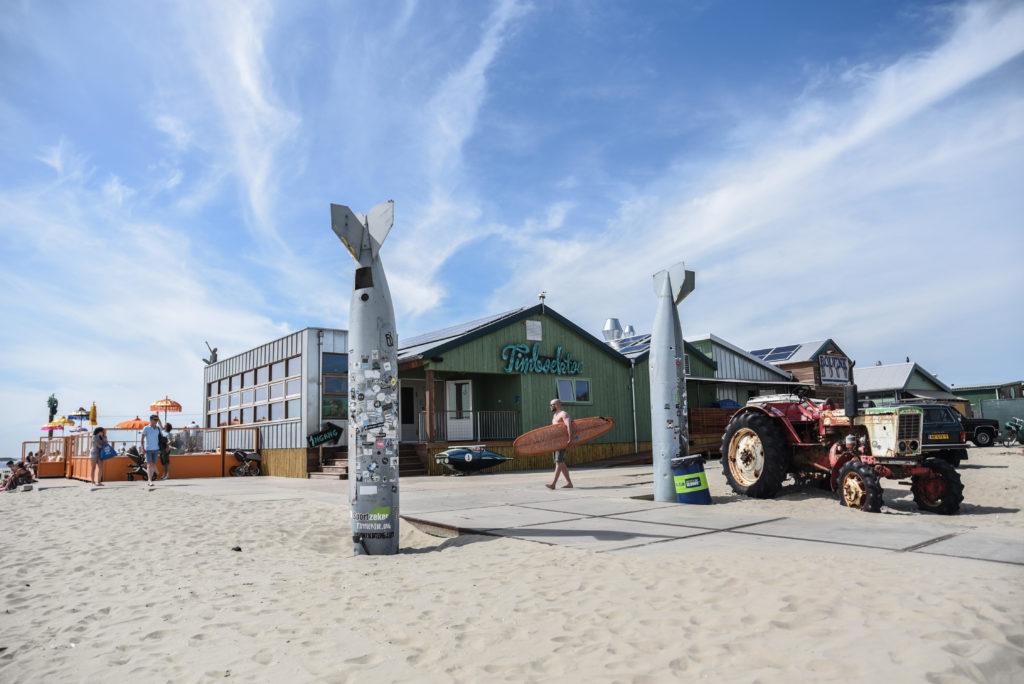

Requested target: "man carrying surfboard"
[{"left": 546, "top": 399, "right": 574, "bottom": 489}]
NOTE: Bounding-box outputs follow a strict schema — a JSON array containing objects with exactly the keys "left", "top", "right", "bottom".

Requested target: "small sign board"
[
  {"left": 819, "top": 355, "right": 850, "bottom": 385},
  {"left": 308, "top": 425, "right": 342, "bottom": 448}
]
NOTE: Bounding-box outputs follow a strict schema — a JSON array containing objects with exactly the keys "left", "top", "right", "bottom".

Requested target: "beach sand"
[{"left": 2, "top": 446, "right": 1022, "bottom": 682}]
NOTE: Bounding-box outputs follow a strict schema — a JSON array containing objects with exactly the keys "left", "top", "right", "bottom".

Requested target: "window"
[
  {"left": 271, "top": 361, "right": 286, "bottom": 381},
  {"left": 286, "top": 378, "right": 301, "bottom": 397},
  {"left": 218, "top": 411, "right": 228, "bottom": 427},
  {"left": 557, "top": 378, "right": 592, "bottom": 403},
  {"left": 218, "top": 396, "right": 228, "bottom": 410},
  {"left": 242, "top": 407, "right": 253, "bottom": 424},
  {"left": 323, "top": 397, "right": 348, "bottom": 419},
  {"left": 229, "top": 393, "right": 239, "bottom": 407},
  {"left": 207, "top": 415, "right": 216, "bottom": 428},
  {"left": 254, "top": 386, "right": 268, "bottom": 403},
  {"left": 287, "top": 357, "right": 301, "bottom": 377},
  {"left": 269, "top": 402, "right": 284, "bottom": 421},
  {"left": 255, "top": 404, "right": 268, "bottom": 422},
  {"left": 219, "top": 379, "right": 228, "bottom": 394},
  {"left": 256, "top": 366, "right": 269, "bottom": 385},
  {"left": 242, "top": 370, "right": 255, "bottom": 388},
  {"left": 208, "top": 398, "right": 216, "bottom": 412},
  {"left": 322, "top": 353, "right": 348, "bottom": 421},
  {"left": 286, "top": 398, "right": 301, "bottom": 419},
  {"left": 229, "top": 409, "right": 240, "bottom": 425},
  {"left": 323, "top": 353, "right": 348, "bottom": 374},
  {"left": 241, "top": 390, "right": 253, "bottom": 405},
  {"left": 324, "top": 377, "right": 347, "bottom": 394},
  {"left": 231, "top": 374, "right": 241, "bottom": 391}
]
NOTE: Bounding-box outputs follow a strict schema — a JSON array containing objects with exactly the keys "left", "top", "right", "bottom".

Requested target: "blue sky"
[{"left": 1, "top": 0, "right": 1022, "bottom": 454}]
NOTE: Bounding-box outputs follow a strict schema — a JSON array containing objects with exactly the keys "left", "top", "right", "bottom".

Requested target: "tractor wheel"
[
  {"left": 721, "top": 412, "right": 789, "bottom": 498},
  {"left": 837, "top": 460, "right": 883, "bottom": 513},
  {"left": 973, "top": 430, "right": 993, "bottom": 447},
  {"left": 912, "top": 458, "right": 964, "bottom": 515}
]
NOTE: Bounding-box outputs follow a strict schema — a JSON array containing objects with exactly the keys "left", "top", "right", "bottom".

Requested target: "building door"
[
  {"left": 445, "top": 380, "right": 473, "bottom": 441},
  {"left": 399, "top": 380, "right": 425, "bottom": 442}
]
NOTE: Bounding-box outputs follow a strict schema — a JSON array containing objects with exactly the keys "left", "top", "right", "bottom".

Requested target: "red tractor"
[{"left": 719, "top": 387, "right": 964, "bottom": 514}]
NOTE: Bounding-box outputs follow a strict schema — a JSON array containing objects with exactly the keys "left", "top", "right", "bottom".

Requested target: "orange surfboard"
[{"left": 513, "top": 417, "right": 615, "bottom": 456}]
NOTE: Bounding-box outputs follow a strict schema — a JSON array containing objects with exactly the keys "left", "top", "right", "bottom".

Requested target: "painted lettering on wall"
[{"left": 501, "top": 343, "right": 583, "bottom": 375}]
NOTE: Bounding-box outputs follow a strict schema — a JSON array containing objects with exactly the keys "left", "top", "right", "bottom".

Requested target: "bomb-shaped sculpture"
[
  {"left": 331, "top": 200, "right": 400, "bottom": 555},
  {"left": 648, "top": 262, "right": 695, "bottom": 502}
]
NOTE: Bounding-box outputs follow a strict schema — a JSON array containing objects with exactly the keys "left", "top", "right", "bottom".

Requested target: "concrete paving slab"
[
  {"left": 518, "top": 496, "right": 671, "bottom": 517},
  {"left": 489, "top": 517, "right": 709, "bottom": 552},
  {"left": 915, "top": 530, "right": 1024, "bottom": 566},
  {"left": 608, "top": 530, "right": 847, "bottom": 557},
  {"left": 402, "top": 504, "right": 584, "bottom": 532},
  {"left": 734, "top": 516, "right": 968, "bottom": 551},
  {"left": 609, "top": 505, "right": 781, "bottom": 531}
]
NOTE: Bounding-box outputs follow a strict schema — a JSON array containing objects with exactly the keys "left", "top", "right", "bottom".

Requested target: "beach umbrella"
[
  {"left": 150, "top": 396, "right": 183, "bottom": 423},
  {"left": 69, "top": 407, "right": 90, "bottom": 425},
  {"left": 89, "top": 402, "right": 98, "bottom": 426},
  {"left": 41, "top": 422, "right": 60, "bottom": 432},
  {"left": 116, "top": 417, "right": 149, "bottom": 430}
]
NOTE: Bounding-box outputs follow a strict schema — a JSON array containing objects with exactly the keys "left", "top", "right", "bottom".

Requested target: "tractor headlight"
[
  {"left": 898, "top": 441, "right": 907, "bottom": 452},
  {"left": 909, "top": 440, "right": 919, "bottom": 451}
]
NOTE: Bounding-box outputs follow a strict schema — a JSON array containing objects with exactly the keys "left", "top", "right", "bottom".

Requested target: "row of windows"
[
  {"left": 207, "top": 378, "right": 302, "bottom": 411},
  {"left": 208, "top": 357, "right": 301, "bottom": 398},
  {"left": 206, "top": 398, "right": 302, "bottom": 427}
]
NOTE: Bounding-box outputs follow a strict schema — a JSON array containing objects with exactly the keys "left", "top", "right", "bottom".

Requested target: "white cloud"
[{"left": 487, "top": 1, "right": 1024, "bottom": 365}]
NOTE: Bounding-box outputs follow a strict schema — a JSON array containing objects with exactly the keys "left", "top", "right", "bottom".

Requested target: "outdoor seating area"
[{"left": 23, "top": 426, "right": 259, "bottom": 483}]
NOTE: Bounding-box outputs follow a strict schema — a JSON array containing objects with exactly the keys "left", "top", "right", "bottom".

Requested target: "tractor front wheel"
[
  {"left": 837, "top": 460, "right": 883, "bottom": 513},
  {"left": 912, "top": 458, "right": 964, "bottom": 515},
  {"left": 721, "top": 412, "right": 789, "bottom": 498}
]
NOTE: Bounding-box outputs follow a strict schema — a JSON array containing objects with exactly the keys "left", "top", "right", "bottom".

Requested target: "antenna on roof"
[{"left": 538, "top": 291, "right": 547, "bottom": 313}]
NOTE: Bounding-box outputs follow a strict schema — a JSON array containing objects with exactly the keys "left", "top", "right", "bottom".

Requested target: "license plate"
[{"left": 928, "top": 433, "right": 949, "bottom": 440}]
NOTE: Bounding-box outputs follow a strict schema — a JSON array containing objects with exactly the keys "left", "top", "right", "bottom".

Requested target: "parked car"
[
  {"left": 951, "top": 409, "right": 999, "bottom": 447},
  {"left": 902, "top": 403, "right": 969, "bottom": 467}
]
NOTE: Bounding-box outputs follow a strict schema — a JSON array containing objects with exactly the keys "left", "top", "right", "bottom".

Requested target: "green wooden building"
[{"left": 397, "top": 304, "right": 678, "bottom": 474}]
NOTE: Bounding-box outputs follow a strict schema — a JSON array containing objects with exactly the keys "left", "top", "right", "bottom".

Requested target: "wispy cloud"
[{"left": 489, "top": 0, "right": 1024, "bottom": 367}]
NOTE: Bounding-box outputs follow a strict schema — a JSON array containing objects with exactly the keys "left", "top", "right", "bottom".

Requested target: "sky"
[{"left": 1, "top": 0, "right": 1022, "bottom": 455}]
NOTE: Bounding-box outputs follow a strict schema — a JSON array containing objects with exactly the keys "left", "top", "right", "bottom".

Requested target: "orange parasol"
[
  {"left": 150, "top": 396, "right": 183, "bottom": 423},
  {"left": 116, "top": 417, "right": 149, "bottom": 430}
]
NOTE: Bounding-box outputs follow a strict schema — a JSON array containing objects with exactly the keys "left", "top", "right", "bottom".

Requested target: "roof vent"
[
  {"left": 622, "top": 324, "right": 635, "bottom": 337},
  {"left": 602, "top": 318, "right": 623, "bottom": 341}
]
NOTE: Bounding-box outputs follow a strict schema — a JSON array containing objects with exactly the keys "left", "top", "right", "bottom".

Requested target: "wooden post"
[
  {"left": 425, "top": 369, "right": 435, "bottom": 443},
  {"left": 220, "top": 427, "right": 227, "bottom": 476}
]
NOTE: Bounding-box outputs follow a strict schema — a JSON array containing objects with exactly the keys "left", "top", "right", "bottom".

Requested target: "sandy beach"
[{"left": 2, "top": 446, "right": 1023, "bottom": 683}]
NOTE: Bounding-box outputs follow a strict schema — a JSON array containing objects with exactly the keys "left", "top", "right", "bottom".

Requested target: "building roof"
[
  {"left": 854, "top": 362, "right": 952, "bottom": 393},
  {"left": 397, "top": 304, "right": 632, "bottom": 366},
  {"left": 606, "top": 333, "right": 717, "bottom": 370},
  {"left": 686, "top": 333, "right": 793, "bottom": 380},
  {"left": 949, "top": 380, "right": 1024, "bottom": 391},
  {"left": 749, "top": 339, "right": 848, "bottom": 365}
]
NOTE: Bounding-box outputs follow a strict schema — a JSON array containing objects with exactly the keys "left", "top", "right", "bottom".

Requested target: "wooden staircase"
[{"left": 308, "top": 443, "right": 426, "bottom": 480}]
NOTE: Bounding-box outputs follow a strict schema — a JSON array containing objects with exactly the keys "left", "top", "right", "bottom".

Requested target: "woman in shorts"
[{"left": 90, "top": 427, "right": 108, "bottom": 486}]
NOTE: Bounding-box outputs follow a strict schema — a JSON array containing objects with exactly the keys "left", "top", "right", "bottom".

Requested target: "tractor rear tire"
[
  {"left": 837, "top": 460, "right": 883, "bottom": 513},
  {"left": 912, "top": 458, "right": 964, "bottom": 515},
  {"left": 721, "top": 412, "right": 789, "bottom": 499}
]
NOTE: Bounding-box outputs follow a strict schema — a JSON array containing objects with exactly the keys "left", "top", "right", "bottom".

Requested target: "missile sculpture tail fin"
[
  {"left": 331, "top": 200, "right": 394, "bottom": 261},
  {"left": 653, "top": 262, "right": 696, "bottom": 305},
  {"left": 331, "top": 203, "right": 367, "bottom": 261}
]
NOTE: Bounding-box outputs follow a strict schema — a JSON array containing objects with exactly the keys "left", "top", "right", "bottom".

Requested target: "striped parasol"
[{"left": 150, "top": 396, "right": 183, "bottom": 423}]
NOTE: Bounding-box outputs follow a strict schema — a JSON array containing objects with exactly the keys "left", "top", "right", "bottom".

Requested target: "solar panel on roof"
[
  {"left": 750, "top": 348, "right": 772, "bottom": 359},
  {"left": 751, "top": 344, "right": 800, "bottom": 363}
]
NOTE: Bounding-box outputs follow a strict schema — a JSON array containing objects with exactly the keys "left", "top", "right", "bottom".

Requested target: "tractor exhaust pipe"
[{"left": 844, "top": 384, "right": 858, "bottom": 418}]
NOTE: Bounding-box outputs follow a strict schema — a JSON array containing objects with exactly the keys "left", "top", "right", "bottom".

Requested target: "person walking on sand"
[
  {"left": 90, "top": 427, "right": 109, "bottom": 486},
  {"left": 546, "top": 398, "right": 574, "bottom": 489},
  {"left": 140, "top": 414, "right": 162, "bottom": 487},
  {"left": 159, "top": 422, "right": 173, "bottom": 480}
]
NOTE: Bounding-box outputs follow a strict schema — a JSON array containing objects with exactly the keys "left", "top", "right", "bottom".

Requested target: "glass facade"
[{"left": 207, "top": 355, "right": 302, "bottom": 427}]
